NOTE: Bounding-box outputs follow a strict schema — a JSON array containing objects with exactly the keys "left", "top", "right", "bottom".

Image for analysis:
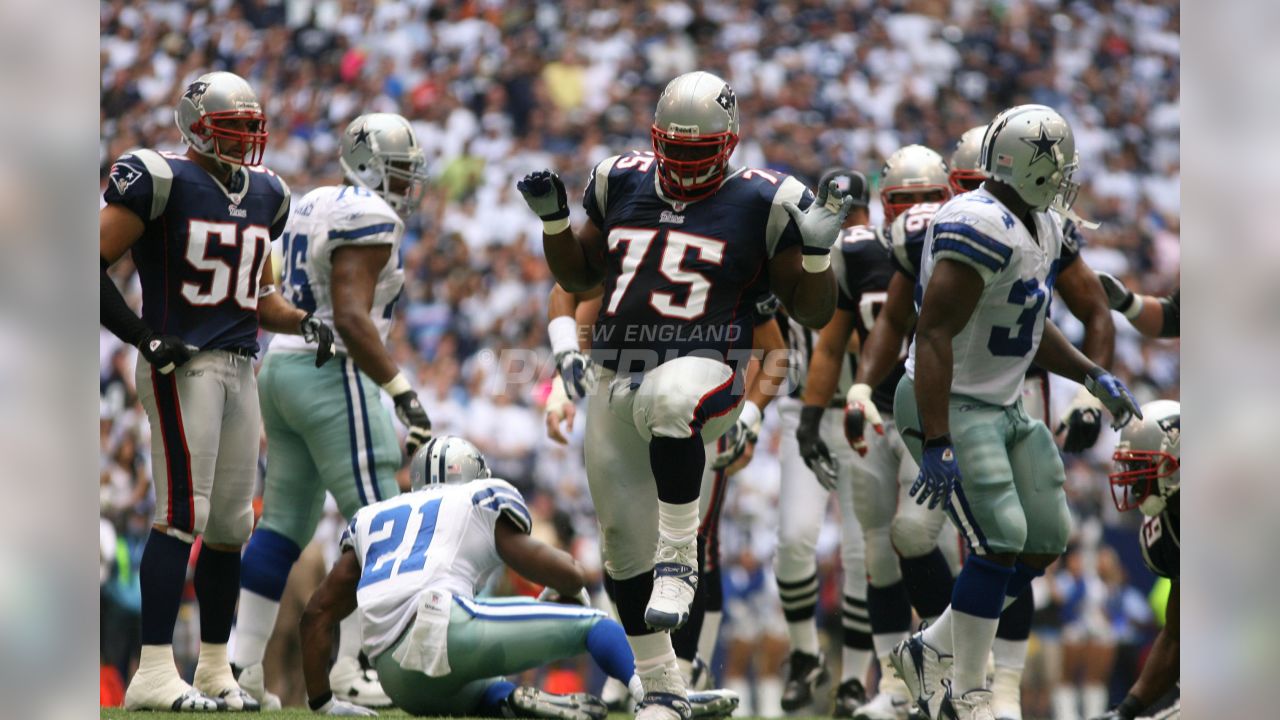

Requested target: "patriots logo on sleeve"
[{"left": 109, "top": 162, "right": 142, "bottom": 195}]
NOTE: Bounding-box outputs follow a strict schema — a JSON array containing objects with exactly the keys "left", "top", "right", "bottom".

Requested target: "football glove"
[
  {"left": 843, "top": 383, "right": 885, "bottom": 457},
  {"left": 555, "top": 349, "right": 597, "bottom": 400},
  {"left": 516, "top": 170, "right": 570, "bottom": 229},
  {"left": 711, "top": 401, "right": 762, "bottom": 470},
  {"left": 138, "top": 333, "right": 199, "bottom": 375},
  {"left": 536, "top": 585, "right": 592, "bottom": 607},
  {"left": 911, "top": 435, "right": 959, "bottom": 510},
  {"left": 300, "top": 312, "right": 336, "bottom": 367},
  {"left": 1084, "top": 366, "right": 1143, "bottom": 430},
  {"left": 782, "top": 179, "right": 855, "bottom": 271},
  {"left": 797, "top": 404, "right": 838, "bottom": 490},
  {"left": 1057, "top": 385, "right": 1105, "bottom": 453},
  {"left": 1096, "top": 271, "right": 1143, "bottom": 320},
  {"left": 314, "top": 696, "right": 378, "bottom": 716},
  {"left": 392, "top": 390, "right": 432, "bottom": 456}
]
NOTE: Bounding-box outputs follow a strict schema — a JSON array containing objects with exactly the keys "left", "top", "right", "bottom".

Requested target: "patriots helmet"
[
  {"left": 175, "top": 71, "right": 268, "bottom": 167},
  {"left": 651, "top": 71, "right": 740, "bottom": 203},
  {"left": 949, "top": 125, "right": 987, "bottom": 194},
  {"left": 1110, "top": 400, "right": 1180, "bottom": 516},
  {"left": 879, "top": 145, "right": 951, "bottom": 222}
]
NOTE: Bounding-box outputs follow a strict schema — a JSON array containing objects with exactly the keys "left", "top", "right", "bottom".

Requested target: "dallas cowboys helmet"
[
  {"left": 1109, "top": 400, "right": 1180, "bottom": 516},
  {"left": 651, "top": 71, "right": 740, "bottom": 203},
  {"left": 410, "top": 436, "right": 491, "bottom": 490},
  {"left": 175, "top": 71, "right": 268, "bottom": 167},
  {"left": 879, "top": 145, "right": 951, "bottom": 222},
  {"left": 949, "top": 125, "right": 987, "bottom": 194},
  {"left": 979, "top": 105, "right": 1079, "bottom": 212},
  {"left": 339, "top": 113, "right": 428, "bottom": 216}
]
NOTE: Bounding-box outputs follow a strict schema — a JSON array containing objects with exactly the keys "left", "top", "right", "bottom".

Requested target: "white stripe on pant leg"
[
  {"left": 344, "top": 359, "right": 378, "bottom": 507},
  {"left": 946, "top": 486, "right": 986, "bottom": 556},
  {"left": 455, "top": 596, "right": 604, "bottom": 619}
]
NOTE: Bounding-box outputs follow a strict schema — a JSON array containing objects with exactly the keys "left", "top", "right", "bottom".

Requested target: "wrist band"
[
  {"left": 543, "top": 217, "right": 570, "bottom": 234},
  {"left": 1122, "top": 293, "right": 1144, "bottom": 321},
  {"left": 381, "top": 373, "right": 412, "bottom": 397},
  {"left": 802, "top": 252, "right": 831, "bottom": 273},
  {"left": 739, "top": 400, "right": 763, "bottom": 433},
  {"left": 923, "top": 434, "right": 952, "bottom": 448},
  {"left": 548, "top": 315, "right": 581, "bottom": 356}
]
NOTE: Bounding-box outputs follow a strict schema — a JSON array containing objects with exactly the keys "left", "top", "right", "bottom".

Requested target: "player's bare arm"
[
  {"left": 1097, "top": 271, "right": 1178, "bottom": 339},
  {"left": 1035, "top": 320, "right": 1141, "bottom": 429},
  {"left": 854, "top": 271, "right": 915, "bottom": 388},
  {"left": 914, "top": 259, "right": 984, "bottom": 440},
  {"left": 1056, "top": 259, "right": 1115, "bottom": 367},
  {"left": 519, "top": 170, "right": 606, "bottom": 292},
  {"left": 300, "top": 549, "right": 362, "bottom": 713},
  {"left": 801, "top": 308, "right": 856, "bottom": 407},
  {"left": 769, "top": 245, "right": 836, "bottom": 328},
  {"left": 747, "top": 317, "right": 787, "bottom": 409},
  {"left": 256, "top": 255, "right": 336, "bottom": 366},
  {"left": 331, "top": 243, "right": 399, "bottom": 382},
  {"left": 1125, "top": 581, "right": 1178, "bottom": 711},
  {"left": 494, "top": 515, "right": 587, "bottom": 598}
]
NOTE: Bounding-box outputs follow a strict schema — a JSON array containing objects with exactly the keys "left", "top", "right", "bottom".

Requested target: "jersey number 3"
[
  {"left": 605, "top": 228, "right": 725, "bottom": 320},
  {"left": 987, "top": 278, "right": 1046, "bottom": 357}
]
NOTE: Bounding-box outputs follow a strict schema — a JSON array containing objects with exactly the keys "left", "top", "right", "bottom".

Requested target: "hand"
[
  {"left": 544, "top": 376, "right": 576, "bottom": 445},
  {"left": 1056, "top": 385, "right": 1104, "bottom": 453},
  {"left": 315, "top": 696, "right": 378, "bottom": 716},
  {"left": 393, "top": 390, "right": 432, "bottom": 456},
  {"left": 712, "top": 401, "right": 762, "bottom": 470},
  {"left": 537, "top": 585, "right": 591, "bottom": 607},
  {"left": 782, "top": 179, "right": 855, "bottom": 256},
  {"left": 300, "top": 312, "right": 336, "bottom": 367},
  {"left": 138, "top": 333, "right": 199, "bottom": 375},
  {"left": 1084, "top": 366, "right": 1142, "bottom": 430},
  {"left": 555, "top": 349, "right": 597, "bottom": 400},
  {"left": 843, "top": 383, "right": 884, "bottom": 456},
  {"left": 911, "top": 436, "right": 959, "bottom": 510},
  {"left": 1096, "top": 271, "right": 1141, "bottom": 318},
  {"left": 797, "top": 405, "right": 837, "bottom": 490},
  {"left": 516, "top": 170, "right": 570, "bottom": 222}
]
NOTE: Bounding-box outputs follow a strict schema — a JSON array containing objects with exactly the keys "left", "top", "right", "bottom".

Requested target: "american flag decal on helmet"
[{"left": 996, "top": 153, "right": 1015, "bottom": 168}]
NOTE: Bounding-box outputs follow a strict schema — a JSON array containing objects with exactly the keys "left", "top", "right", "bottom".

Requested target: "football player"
[
  {"left": 100, "top": 71, "right": 335, "bottom": 712},
  {"left": 1095, "top": 273, "right": 1180, "bottom": 339},
  {"left": 230, "top": 113, "right": 434, "bottom": 709},
  {"left": 1092, "top": 401, "right": 1180, "bottom": 720},
  {"left": 797, "top": 158, "right": 952, "bottom": 720},
  {"left": 518, "top": 70, "right": 851, "bottom": 720},
  {"left": 887, "top": 105, "right": 1139, "bottom": 720}
]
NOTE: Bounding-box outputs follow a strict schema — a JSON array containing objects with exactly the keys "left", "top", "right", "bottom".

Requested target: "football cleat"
[
  {"left": 780, "top": 650, "right": 829, "bottom": 711},
  {"left": 192, "top": 665, "right": 259, "bottom": 712},
  {"left": 636, "top": 692, "right": 694, "bottom": 720},
  {"left": 601, "top": 675, "right": 637, "bottom": 712},
  {"left": 330, "top": 655, "right": 393, "bottom": 708},
  {"left": 832, "top": 678, "right": 868, "bottom": 718},
  {"left": 124, "top": 675, "right": 221, "bottom": 712},
  {"left": 853, "top": 662, "right": 912, "bottom": 720},
  {"left": 989, "top": 666, "right": 1023, "bottom": 720},
  {"left": 890, "top": 631, "right": 953, "bottom": 720},
  {"left": 688, "top": 689, "right": 739, "bottom": 719},
  {"left": 940, "top": 686, "right": 996, "bottom": 720},
  {"left": 233, "top": 662, "right": 283, "bottom": 711},
  {"left": 503, "top": 686, "right": 608, "bottom": 720},
  {"left": 645, "top": 537, "right": 699, "bottom": 631},
  {"left": 684, "top": 656, "right": 713, "bottom": 692}
]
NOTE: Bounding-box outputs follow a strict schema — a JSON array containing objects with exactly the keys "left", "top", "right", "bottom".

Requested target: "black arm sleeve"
[
  {"left": 1159, "top": 287, "right": 1180, "bottom": 339},
  {"left": 101, "top": 258, "right": 151, "bottom": 346}
]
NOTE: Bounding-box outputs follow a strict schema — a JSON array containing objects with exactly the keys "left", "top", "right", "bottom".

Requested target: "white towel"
[{"left": 391, "top": 589, "right": 453, "bottom": 677}]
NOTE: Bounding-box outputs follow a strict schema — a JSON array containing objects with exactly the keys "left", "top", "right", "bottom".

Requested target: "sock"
[
  {"left": 239, "top": 529, "right": 302, "bottom": 600},
  {"left": 950, "top": 556, "right": 1014, "bottom": 695},
  {"left": 920, "top": 608, "right": 954, "bottom": 654},
  {"left": 1052, "top": 685, "right": 1079, "bottom": 720},
  {"left": 630, "top": 632, "right": 677, "bottom": 677},
  {"left": 194, "top": 642, "right": 232, "bottom": 684},
  {"left": 756, "top": 676, "right": 784, "bottom": 717},
  {"left": 727, "top": 677, "right": 753, "bottom": 716},
  {"left": 698, "top": 610, "right": 723, "bottom": 670},
  {"left": 658, "top": 500, "right": 701, "bottom": 546},
  {"left": 478, "top": 679, "right": 518, "bottom": 717},
  {"left": 841, "top": 593, "right": 873, "bottom": 682},
  {"left": 650, "top": 436, "right": 704, "bottom": 505},
  {"left": 1001, "top": 562, "right": 1043, "bottom": 612},
  {"left": 136, "top": 643, "right": 180, "bottom": 679},
  {"left": 607, "top": 572, "right": 657, "bottom": 637},
  {"left": 992, "top": 638, "right": 1028, "bottom": 673},
  {"left": 899, "top": 548, "right": 955, "bottom": 622},
  {"left": 139, "top": 529, "right": 193, "bottom": 645},
  {"left": 786, "top": 620, "right": 820, "bottom": 657},
  {"left": 230, "top": 591, "right": 280, "bottom": 668},
  {"left": 587, "top": 619, "right": 637, "bottom": 682},
  {"left": 194, "top": 545, "right": 241, "bottom": 644},
  {"left": 996, "top": 587, "right": 1034, "bottom": 646},
  {"left": 867, "top": 580, "right": 913, "bottom": 657},
  {"left": 1082, "top": 684, "right": 1108, "bottom": 718},
  {"left": 777, "top": 572, "right": 819, "bottom": 624},
  {"left": 672, "top": 533, "right": 708, "bottom": 662},
  {"left": 338, "top": 610, "right": 363, "bottom": 662}
]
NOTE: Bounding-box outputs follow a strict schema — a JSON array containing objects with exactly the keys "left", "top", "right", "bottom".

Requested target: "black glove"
[
  {"left": 1057, "top": 386, "right": 1104, "bottom": 453},
  {"left": 797, "top": 404, "right": 837, "bottom": 490},
  {"left": 516, "top": 170, "right": 570, "bottom": 223},
  {"left": 139, "top": 333, "right": 200, "bottom": 375},
  {"left": 392, "top": 390, "right": 432, "bottom": 456},
  {"left": 300, "top": 312, "right": 336, "bottom": 367}
]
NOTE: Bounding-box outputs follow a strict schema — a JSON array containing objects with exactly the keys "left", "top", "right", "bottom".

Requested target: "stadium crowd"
[{"left": 99, "top": 0, "right": 1179, "bottom": 717}]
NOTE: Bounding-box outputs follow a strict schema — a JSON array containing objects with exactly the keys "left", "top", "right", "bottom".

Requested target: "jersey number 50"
[
  {"left": 182, "top": 220, "right": 270, "bottom": 310},
  {"left": 605, "top": 228, "right": 725, "bottom": 321}
]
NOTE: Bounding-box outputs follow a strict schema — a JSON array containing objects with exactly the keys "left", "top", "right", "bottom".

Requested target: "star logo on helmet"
[
  {"left": 352, "top": 123, "right": 372, "bottom": 148},
  {"left": 1021, "top": 123, "right": 1061, "bottom": 165},
  {"left": 715, "top": 85, "right": 737, "bottom": 114},
  {"left": 183, "top": 81, "right": 209, "bottom": 102}
]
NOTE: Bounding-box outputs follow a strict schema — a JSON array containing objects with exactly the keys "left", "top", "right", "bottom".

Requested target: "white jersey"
[
  {"left": 905, "top": 188, "right": 1064, "bottom": 406},
  {"left": 340, "top": 479, "right": 532, "bottom": 657},
  {"left": 271, "top": 185, "right": 404, "bottom": 355}
]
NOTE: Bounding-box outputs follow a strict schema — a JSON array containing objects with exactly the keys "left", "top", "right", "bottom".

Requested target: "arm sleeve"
[
  {"left": 471, "top": 480, "right": 532, "bottom": 535},
  {"left": 929, "top": 217, "right": 1013, "bottom": 287},
  {"left": 101, "top": 262, "right": 151, "bottom": 345},
  {"left": 1159, "top": 287, "right": 1180, "bottom": 339}
]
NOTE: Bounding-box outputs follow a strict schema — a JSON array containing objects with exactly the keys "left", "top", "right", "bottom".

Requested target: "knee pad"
[
  {"left": 864, "top": 527, "right": 902, "bottom": 586},
  {"left": 891, "top": 512, "right": 939, "bottom": 559},
  {"left": 633, "top": 357, "right": 737, "bottom": 442},
  {"left": 202, "top": 503, "right": 254, "bottom": 547},
  {"left": 192, "top": 496, "right": 211, "bottom": 536},
  {"left": 772, "top": 541, "right": 818, "bottom": 585},
  {"left": 600, "top": 524, "right": 656, "bottom": 580}
]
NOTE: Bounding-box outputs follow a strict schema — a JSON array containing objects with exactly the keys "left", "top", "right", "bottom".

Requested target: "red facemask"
[
  {"left": 192, "top": 110, "right": 269, "bottom": 167},
  {"left": 1108, "top": 448, "right": 1179, "bottom": 512},
  {"left": 949, "top": 170, "right": 985, "bottom": 195},
  {"left": 881, "top": 185, "right": 951, "bottom": 223},
  {"left": 650, "top": 125, "right": 739, "bottom": 203}
]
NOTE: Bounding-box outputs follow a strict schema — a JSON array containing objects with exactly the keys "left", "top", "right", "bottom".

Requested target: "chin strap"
[{"left": 1053, "top": 200, "right": 1100, "bottom": 230}]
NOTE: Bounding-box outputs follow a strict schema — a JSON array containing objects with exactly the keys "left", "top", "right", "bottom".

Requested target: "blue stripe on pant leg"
[
  {"left": 350, "top": 363, "right": 382, "bottom": 501},
  {"left": 340, "top": 358, "right": 369, "bottom": 506}
]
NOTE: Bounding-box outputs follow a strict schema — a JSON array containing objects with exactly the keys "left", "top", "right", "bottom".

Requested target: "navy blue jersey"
[
  {"left": 104, "top": 150, "right": 290, "bottom": 353},
  {"left": 1140, "top": 496, "right": 1179, "bottom": 579},
  {"left": 582, "top": 151, "right": 810, "bottom": 373},
  {"left": 833, "top": 224, "right": 899, "bottom": 413}
]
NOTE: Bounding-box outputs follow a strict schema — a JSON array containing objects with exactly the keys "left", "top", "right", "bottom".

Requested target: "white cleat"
[
  {"left": 636, "top": 660, "right": 691, "bottom": 720},
  {"left": 688, "top": 689, "right": 739, "bottom": 719},
  {"left": 603, "top": 675, "right": 638, "bottom": 712},
  {"left": 235, "top": 662, "right": 283, "bottom": 711},
  {"left": 889, "top": 630, "right": 953, "bottom": 720},
  {"left": 989, "top": 667, "right": 1023, "bottom": 720},
  {"left": 331, "top": 655, "right": 393, "bottom": 708},
  {"left": 941, "top": 687, "right": 996, "bottom": 720},
  {"left": 645, "top": 537, "right": 699, "bottom": 631},
  {"left": 125, "top": 674, "right": 221, "bottom": 712},
  {"left": 853, "top": 675, "right": 912, "bottom": 720},
  {"left": 505, "top": 686, "right": 608, "bottom": 720},
  {"left": 193, "top": 670, "right": 261, "bottom": 712}
]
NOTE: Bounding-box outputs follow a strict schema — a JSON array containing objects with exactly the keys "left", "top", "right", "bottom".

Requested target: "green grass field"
[{"left": 100, "top": 711, "right": 825, "bottom": 720}]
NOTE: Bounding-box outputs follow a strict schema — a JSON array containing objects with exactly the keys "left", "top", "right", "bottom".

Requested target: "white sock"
[
  {"left": 756, "top": 676, "right": 784, "bottom": 718},
  {"left": 658, "top": 500, "right": 700, "bottom": 546},
  {"left": 920, "top": 608, "right": 954, "bottom": 654},
  {"left": 949, "top": 610, "right": 999, "bottom": 696},
  {"left": 1082, "top": 684, "right": 1108, "bottom": 718},
  {"left": 338, "top": 610, "right": 363, "bottom": 662},
  {"left": 698, "top": 610, "right": 723, "bottom": 664},
  {"left": 786, "top": 620, "right": 820, "bottom": 656},
  {"left": 842, "top": 646, "right": 874, "bottom": 683},
  {"left": 1053, "top": 685, "right": 1079, "bottom": 720},
  {"left": 230, "top": 590, "right": 280, "bottom": 668},
  {"left": 873, "top": 631, "right": 909, "bottom": 658},
  {"left": 194, "top": 642, "right": 233, "bottom": 685},
  {"left": 630, "top": 632, "right": 677, "bottom": 676},
  {"left": 726, "top": 677, "right": 752, "bottom": 717},
  {"left": 136, "top": 644, "right": 180, "bottom": 680},
  {"left": 992, "top": 638, "right": 1027, "bottom": 673},
  {"left": 677, "top": 657, "right": 694, "bottom": 683}
]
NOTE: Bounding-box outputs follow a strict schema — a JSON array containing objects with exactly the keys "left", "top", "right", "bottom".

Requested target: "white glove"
[
  {"left": 711, "top": 401, "right": 762, "bottom": 469},
  {"left": 782, "top": 180, "right": 855, "bottom": 272},
  {"left": 315, "top": 696, "right": 378, "bottom": 716},
  {"left": 1056, "top": 385, "right": 1104, "bottom": 453},
  {"left": 843, "top": 383, "right": 885, "bottom": 457},
  {"left": 537, "top": 585, "right": 592, "bottom": 607}
]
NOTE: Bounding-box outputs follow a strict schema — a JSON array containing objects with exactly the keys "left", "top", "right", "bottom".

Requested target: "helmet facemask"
[
  {"left": 192, "top": 110, "right": 268, "bottom": 167},
  {"left": 948, "top": 169, "right": 985, "bottom": 194},
  {"left": 650, "top": 125, "right": 739, "bottom": 203},
  {"left": 881, "top": 185, "right": 951, "bottom": 223},
  {"left": 341, "top": 146, "right": 427, "bottom": 217},
  {"left": 1109, "top": 446, "right": 1180, "bottom": 515}
]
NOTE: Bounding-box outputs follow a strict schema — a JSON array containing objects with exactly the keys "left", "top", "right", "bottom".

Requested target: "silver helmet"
[
  {"left": 651, "top": 71, "right": 740, "bottom": 203},
  {"left": 949, "top": 125, "right": 987, "bottom": 194},
  {"left": 410, "top": 436, "right": 491, "bottom": 490},
  {"left": 175, "top": 71, "right": 268, "bottom": 167},
  {"left": 339, "top": 113, "right": 427, "bottom": 216},
  {"left": 1109, "top": 400, "right": 1180, "bottom": 516},
  {"left": 979, "top": 105, "right": 1079, "bottom": 211},
  {"left": 879, "top": 145, "right": 951, "bottom": 222}
]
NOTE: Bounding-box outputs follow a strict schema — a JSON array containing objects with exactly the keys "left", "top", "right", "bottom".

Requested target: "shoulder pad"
[
  {"left": 114, "top": 149, "right": 173, "bottom": 221},
  {"left": 765, "top": 175, "right": 810, "bottom": 257},
  {"left": 584, "top": 154, "right": 625, "bottom": 220},
  {"left": 469, "top": 479, "right": 532, "bottom": 535},
  {"left": 929, "top": 200, "right": 1015, "bottom": 283}
]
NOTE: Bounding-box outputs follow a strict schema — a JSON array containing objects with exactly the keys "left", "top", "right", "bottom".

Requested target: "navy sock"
[
  {"left": 587, "top": 618, "right": 637, "bottom": 682},
  {"left": 900, "top": 548, "right": 955, "bottom": 619},
  {"left": 608, "top": 572, "right": 657, "bottom": 636},
  {"left": 240, "top": 528, "right": 302, "bottom": 601},
  {"left": 672, "top": 533, "right": 708, "bottom": 661},
  {"left": 952, "top": 556, "right": 1014, "bottom": 620},
  {"left": 649, "top": 436, "right": 704, "bottom": 504},
  {"left": 1003, "top": 561, "right": 1044, "bottom": 602},
  {"left": 996, "top": 586, "right": 1035, "bottom": 641},
  {"left": 778, "top": 573, "right": 819, "bottom": 622},
  {"left": 194, "top": 545, "right": 242, "bottom": 644},
  {"left": 139, "top": 529, "right": 193, "bottom": 645},
  {"left": 843, "top": 594, "right": 874, "bottom": 650},
  {"left": 867, "top": 580, "right": 913, "bottom": 635},
  {"left": 478, "top": 680, "right": 518, "bottom": 717}
]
